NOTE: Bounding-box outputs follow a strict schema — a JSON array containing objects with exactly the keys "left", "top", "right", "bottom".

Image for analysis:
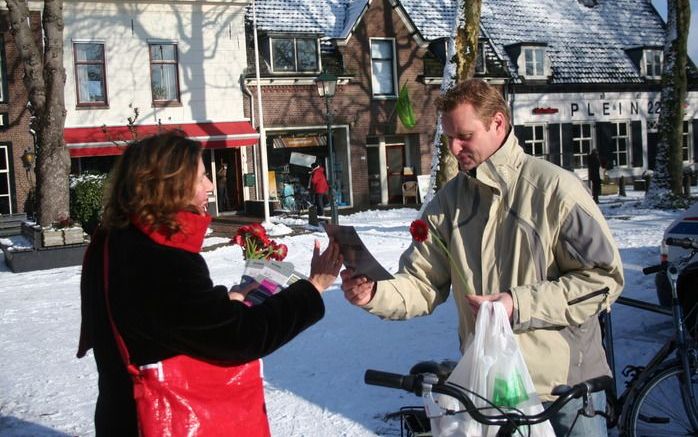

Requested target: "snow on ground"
[{"left": 0, "top": 190, "right": 682, "bottom": 436}]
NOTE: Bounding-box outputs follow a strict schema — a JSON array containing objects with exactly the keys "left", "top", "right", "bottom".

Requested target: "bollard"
[
  {"left": 308, "top": 205, "right": 319, "bottom": 227},
  {"left": 684, "top": 173, "right": 692, "bottom": 196},
  {"left": 618, "top": 176, "right": 626, "bottom": 197}
]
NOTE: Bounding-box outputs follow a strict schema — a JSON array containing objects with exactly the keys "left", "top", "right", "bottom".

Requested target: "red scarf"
[{"left": 133, "top": 211, "right": 211, "bottom": 254}]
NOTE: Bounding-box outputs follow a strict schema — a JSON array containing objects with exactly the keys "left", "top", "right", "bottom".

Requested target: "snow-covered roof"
[
  {"left": 248, "top": 0, "right": 668, "bottom": 84},
  {"left": 248, "top": 0, "right": 354, "bottom": 39}
]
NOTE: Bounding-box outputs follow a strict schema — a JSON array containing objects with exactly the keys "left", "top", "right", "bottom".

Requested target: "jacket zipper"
[{"left": 568, "top": 287, "right": 610, "bottom": 305}]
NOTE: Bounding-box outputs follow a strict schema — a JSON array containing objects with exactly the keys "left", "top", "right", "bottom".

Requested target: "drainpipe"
[
  {"left": 252, "top": 0, "right": 271, "bottom": 224},
  {"left": 242, "top": 79, "right": 256, "bottom": 202}
]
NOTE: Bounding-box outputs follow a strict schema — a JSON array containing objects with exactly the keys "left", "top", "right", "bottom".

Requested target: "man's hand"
[
  {"left": 466, "top": 292, "right": 514, "bottom": 320},
  {"left": 340, "top": 268, "right": 376, "bottom": 306}
]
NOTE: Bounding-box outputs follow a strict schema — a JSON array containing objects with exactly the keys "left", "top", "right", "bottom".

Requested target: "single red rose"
[{"left": 409, "top": 219, "right": 429, "bottom": 243}]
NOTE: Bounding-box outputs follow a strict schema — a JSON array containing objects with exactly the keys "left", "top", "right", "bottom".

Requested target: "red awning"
[{"left": 65, "top": 121, "right": 259, "bottom": 158}]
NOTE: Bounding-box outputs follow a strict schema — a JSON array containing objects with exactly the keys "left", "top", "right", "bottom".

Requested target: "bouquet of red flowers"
[{"left": 231, "top": 223, "right": 288, "bottom": 261}]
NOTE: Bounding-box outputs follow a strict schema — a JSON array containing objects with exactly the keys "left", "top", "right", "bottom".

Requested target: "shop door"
[
  {"left": 386, "top": 145, "right": 404, "bottom": 204},
  {"left": 214, "top": 148, "right": 244, "bottom": 213}
]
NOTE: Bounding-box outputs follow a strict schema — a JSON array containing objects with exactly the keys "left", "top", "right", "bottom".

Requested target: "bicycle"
[
  {"left": 364, "top": 367, "right": 612, "bottom": 437},
  {"left": 604, "top": 236, "right": 698, "bottom": 436}
]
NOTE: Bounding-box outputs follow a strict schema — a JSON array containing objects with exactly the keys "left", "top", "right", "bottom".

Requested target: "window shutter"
[
  {"left": 631, "top": 121, "right": 643, "bottom": 167},
  {"left": 548, "top": 123, "right": 561, "bottom": 166},
  {"left": 596, "top": 122, "right": 614, "bottom": 169},
  {"left": 514, "top": 125, "right": 527, "bottom": 148},
  {"left": 560, "top": 123, "right": 574, "bottom": 169}
]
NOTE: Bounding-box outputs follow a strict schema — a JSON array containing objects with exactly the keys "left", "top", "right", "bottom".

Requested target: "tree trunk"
[
  {"left": 645, "top": 0, "right": 690, "bottom": 209},
  {"left": 6, "top": 0, "right": 69, "bottom": 226},
  {"left": 424, "top": 0, "right": 482, "bottom": 205}
]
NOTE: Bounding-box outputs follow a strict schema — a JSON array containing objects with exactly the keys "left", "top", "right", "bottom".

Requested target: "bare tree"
[
  {"left": 645, "top": 0, "right": 691, "bottom": 208},
  {"left": 424, "top": 0, "right": 482, "bottom": 205},
  {"left": 5, "top": 0, "right": 69, "bottom": 227}
]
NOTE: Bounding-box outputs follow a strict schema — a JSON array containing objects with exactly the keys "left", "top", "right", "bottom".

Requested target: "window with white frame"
[
  {"left": 523, "top": 125, "right": 546, "bottom": 157},
  {"left": 270, "top": 37, "right": 318, "bottom": 73},
  {"left": 74, "top": 43, "right": 107, "bottom": 106},
  {"left": 612, "top": 121, "right": 630, "bottom": 167},
  {"left": 370, "top": 39, "right": 396, "bottom": 96},
  {"left": 644, "top": 49, "right": 662, "bottom": 79},
  {"left": 683, "top": 120, "right": 692, "bottom": 162},
  {"left": 523, "top": 47, "right": 545, "bottom": 78},
  {"left": 150, "top": 43, "right": 180, "bottom": 104},
  {"left": 572, "top": 123, "right": 593, "bottom": 169},
  {"left": 0, "top": 144, "right": 11, "bottom": 214}
]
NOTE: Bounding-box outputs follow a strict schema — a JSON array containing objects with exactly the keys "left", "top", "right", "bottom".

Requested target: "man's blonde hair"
[{"left": 435, "top": 79, "right": 510, "bottom": 128}]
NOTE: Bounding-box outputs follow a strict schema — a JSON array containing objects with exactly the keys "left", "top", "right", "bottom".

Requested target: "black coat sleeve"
[{"left": 107, "top": 227, "right": 325, "bottom": 366}]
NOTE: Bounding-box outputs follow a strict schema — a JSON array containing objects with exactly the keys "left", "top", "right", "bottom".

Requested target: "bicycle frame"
[{"left": 605, "top": 244, "right": 698, "bottom": 433}]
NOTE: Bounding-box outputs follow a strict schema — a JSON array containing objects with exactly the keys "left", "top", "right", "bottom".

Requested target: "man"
[
  {"left": 341, "top": 79, "right": 624, "bottom": 436},
  {"left": 588, "top": 149, "right": 602, "bottom": 203}
]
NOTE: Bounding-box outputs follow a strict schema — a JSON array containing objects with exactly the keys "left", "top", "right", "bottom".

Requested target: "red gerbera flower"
[{"left": 409, "top": 219, "right": 430, "bottom": 242}]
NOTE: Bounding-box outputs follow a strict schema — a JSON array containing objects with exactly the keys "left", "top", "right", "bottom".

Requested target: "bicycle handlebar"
[
  {"left": 642, "top": 264, "right": 664, "bottom": 275},
  {"left": 666, "top": 237, "right": 698, "bottom": 250},
  {"left": 365, "top": 369, "right": 612, "bottom": 427}
]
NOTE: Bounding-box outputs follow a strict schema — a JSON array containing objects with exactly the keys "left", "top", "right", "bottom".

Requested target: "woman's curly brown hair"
[{"left": 101, "top": 132, "right": 203, "bottom": 234}]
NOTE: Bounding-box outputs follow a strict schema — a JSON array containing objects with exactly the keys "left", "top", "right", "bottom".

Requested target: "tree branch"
[{"left": 5, "top": 0, "right": 47, "bottom": 114}]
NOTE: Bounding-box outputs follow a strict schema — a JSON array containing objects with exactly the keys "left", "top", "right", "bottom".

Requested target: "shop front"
[
  {"left": 511, "top": 91, "right": 698, "bottom": 181},
  {"left": 65, "top": 121, "right": 259, "bottom": 216},
  {"left": 366, "top": 134, "right": 421, "bottom": 206},
  {"left": 264, "top": 125, "right": 352, "bottom": 213}
]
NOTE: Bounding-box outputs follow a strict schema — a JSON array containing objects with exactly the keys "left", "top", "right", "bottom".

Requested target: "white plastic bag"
[{"left": 429, "top": 301, "right": 555, "bottom": 437}]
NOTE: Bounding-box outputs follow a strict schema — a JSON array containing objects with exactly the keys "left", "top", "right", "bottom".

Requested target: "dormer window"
[
  {"left": 644, "top": 49, "right": 662, "bottom": 79},
  {"left": 506, "top": 42, "right": 549, "bottom": 80},
  {"left": 524, "top": 47, "right": 545, "bottom": 78},
  {"left": 270, "top": 36, "right": 319, "bottom": 73}
]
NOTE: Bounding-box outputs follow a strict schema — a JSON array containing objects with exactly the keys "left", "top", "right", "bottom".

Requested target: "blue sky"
[{"left": 651, "top": 0, "right": 698, "bottom": 63}]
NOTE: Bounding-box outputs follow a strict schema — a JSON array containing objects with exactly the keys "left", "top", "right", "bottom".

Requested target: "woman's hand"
[{"left": 308, "top": 239, "right": 343, "bottom": 293}]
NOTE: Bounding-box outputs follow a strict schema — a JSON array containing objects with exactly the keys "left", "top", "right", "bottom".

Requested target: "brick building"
[
  {"left": 245, "top": 0, "right": 698, "bottom": 212},
  {"left": 0, "top": 11, "right": 41, "bottom": 216}
]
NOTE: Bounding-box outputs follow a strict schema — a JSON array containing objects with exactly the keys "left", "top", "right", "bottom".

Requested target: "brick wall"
[
  {"left": 0, "top": 12, "right": 40, "bottom": 215},
  {"left": 246, "top": 0, "right": 442, "bottom": 209}
]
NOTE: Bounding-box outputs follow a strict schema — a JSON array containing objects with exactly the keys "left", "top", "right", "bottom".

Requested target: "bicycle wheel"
[{"left": 626, "top": 364, "right": 698, "bottom": 436}]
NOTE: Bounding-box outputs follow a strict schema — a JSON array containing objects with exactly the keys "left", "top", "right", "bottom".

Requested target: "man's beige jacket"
[{"left": 365, "top": 130, "right": 624, "bottom": 400}]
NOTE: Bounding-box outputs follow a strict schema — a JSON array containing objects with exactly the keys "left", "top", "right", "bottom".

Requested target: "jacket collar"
[
  {"left": 473, "top": 128, "right": 524, "bottom": 194},
  {"left": 133, "top": 211, "right": 211, "bottom": 254}
]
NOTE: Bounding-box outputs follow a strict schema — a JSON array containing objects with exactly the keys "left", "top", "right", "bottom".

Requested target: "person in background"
[
  {"left": 77, "top": 132, "right": 342, "bottom": 436},
  {"left": 216, "top": 162, "right": 229, "bottom": 211},
  {"left": 341, "top": 79, "right": 623, "bottom": 436},
  {"left": 309, "top": 161, "right": 329, "bottom": 217},
  {"left": 588, "top": 149, "right": 602, "bottom": 204}
]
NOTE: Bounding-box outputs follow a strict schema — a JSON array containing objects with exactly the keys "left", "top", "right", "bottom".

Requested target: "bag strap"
[{"left": 102, "top": 235, "right": 140, "bottom": 377}]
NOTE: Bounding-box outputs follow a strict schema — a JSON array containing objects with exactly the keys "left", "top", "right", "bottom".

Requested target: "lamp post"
[{"left": 315, "top": 70, "right": 339, "bottom": 225}]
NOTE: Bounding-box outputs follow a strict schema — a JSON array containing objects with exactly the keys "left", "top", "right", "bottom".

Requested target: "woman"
[
  {"left": 77, "top": 133, "right": 342, "bottom": 436},
  {"left": 308, "top": 162, "right": 329, "bottom": 216}
]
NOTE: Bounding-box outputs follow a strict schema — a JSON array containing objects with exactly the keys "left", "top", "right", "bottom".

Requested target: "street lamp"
[{"left": 315, "top": 70, "right": 339, "bottom": 225}]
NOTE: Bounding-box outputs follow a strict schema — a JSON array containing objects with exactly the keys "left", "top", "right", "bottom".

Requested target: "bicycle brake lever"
[
  {"left": 581, "top": 383, "right": 596, "bottom": 417},
  {"left": 421, "top": 374, "right": 444, "bottom": 419}
]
